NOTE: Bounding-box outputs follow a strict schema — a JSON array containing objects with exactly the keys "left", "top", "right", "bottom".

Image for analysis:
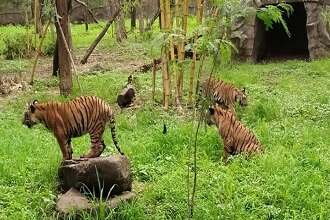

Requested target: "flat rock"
[
  {"left": 109, "top": 191, "right": 136, "bottom": 208},
  {"left": 56, "top": 188, "right": 92, "bottom": 214},
  {"left": 58, "top": 155, "right": 132, "bottom": 197}
]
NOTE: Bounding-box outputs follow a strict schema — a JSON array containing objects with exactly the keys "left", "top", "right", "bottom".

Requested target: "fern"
[{"left": 257, "top": 3, "right": 294, "bottom": 37}]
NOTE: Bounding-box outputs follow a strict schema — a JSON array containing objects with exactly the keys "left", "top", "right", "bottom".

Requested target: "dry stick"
[
  {"left": 80, "top": 8, "right": 120, "bottom": 64},
  {"left": 73, "top": 0, "right": 99, "bottom": 23},
  {"left": 189, "top": 51, "right": 218, "bottom": 218},
  {"left": 30, "top": 20, "right": 51, "bottom": 85},
  {"left": 55, "top": 12, "right": 82, "bottom": 92}
]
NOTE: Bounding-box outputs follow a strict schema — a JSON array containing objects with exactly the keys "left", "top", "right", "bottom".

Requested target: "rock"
[
  {"left": 56, "top": 188, "right": 92, "bottom": 214},
  {"left": 109, "top": 191, "right": 136, "bottom": 208},
  {"left": 58, "top": 155, "right": 132, "bottom": 197}
]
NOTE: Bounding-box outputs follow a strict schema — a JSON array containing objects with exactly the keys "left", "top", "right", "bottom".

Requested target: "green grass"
[{"left": 0, "top": 22, "right": 330, "bottom": 219}]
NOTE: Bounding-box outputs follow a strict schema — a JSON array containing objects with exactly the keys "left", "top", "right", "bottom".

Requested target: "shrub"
[
  {"left": 42, "top": 35, "right": 56, "bottom": 56},
  {"left": 3, "top": 32, "right": 34, "bottom": 60}
]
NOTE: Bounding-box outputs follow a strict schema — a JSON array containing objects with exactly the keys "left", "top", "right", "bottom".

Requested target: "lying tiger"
[
  {"left": 207, "top": 105, "right": 263, "bottom": 163},
  {"left": 23, "top": 96, "right": 124, "bottom": 160},
  {"left": 200, "top": 77, "right": 247, "bottom": 114}
]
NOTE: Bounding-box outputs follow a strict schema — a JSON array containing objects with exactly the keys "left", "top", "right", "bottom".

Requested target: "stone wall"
[{"left": 232, "top": 0, "right": 330, "bottom": 61}]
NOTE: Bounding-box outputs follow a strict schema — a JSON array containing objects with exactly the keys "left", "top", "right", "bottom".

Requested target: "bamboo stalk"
[
  {"left": 164, "top": 0, "right": 171, "bottom": 110},
  {"left": 162, "top": 46, "right": 170, "bottom": 110},
  {"left": 183, "top": 0, "right": 189, "bottom": 34},
  {"left": 188, "top": 35, "right": 197, "bottom": 105},
  {"left": 159, "top": 0, "right": 165, "bottom": 30},
  {"left": 196, "top": 0, "right": 204, "bottom": 24},
  {"left": 30, "top": 20, "right": 51, "bottom": 85}
]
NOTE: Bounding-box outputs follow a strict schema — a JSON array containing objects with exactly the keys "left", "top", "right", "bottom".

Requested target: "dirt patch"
[{"left": 0, "top": 75, "right": 31, "bottom": 96}]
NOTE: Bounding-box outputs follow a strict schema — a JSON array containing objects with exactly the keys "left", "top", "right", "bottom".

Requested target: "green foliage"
[
  {"left": 257, "top": 3, "right": 294, "bottom": 37},
  {"left": 41, "top": 33, "right": 56, "bottom": 56},
  {"left": 2, "top": 29, "right": 34, "bottom": 59}
]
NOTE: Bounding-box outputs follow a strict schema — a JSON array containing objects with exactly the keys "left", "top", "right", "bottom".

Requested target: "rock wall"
[{"left": 232, "top": 0, "right": 330, "bottom": 61}]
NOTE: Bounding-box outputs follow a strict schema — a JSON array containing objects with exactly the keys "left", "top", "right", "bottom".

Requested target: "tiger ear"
[
  {"left": 208, "top": 107, "right": 215, "bottom": 115},
  {"left": 30, "top": 104, "right": 36, "bottom": 113},
  {"left": 33, "top": 100, "right": 38, "bottom": 105},
  {"left": 242, "top": 87, "right": 246, "bottom": 94}
]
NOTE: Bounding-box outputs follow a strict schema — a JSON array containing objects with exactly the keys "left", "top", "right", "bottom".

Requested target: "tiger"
[
  {"left": 22, "top": 96, "right": 124, "bottom": 160},
  {"left": 200, "top": 77, "right": 247, "bottom": 115},
  {"left": 207, "top": 105, "right": 262, "bottom": 164}
]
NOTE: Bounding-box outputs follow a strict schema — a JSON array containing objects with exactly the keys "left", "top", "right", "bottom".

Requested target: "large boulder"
[{"left": 58, "top": 155, "right": 132, "bottom": 197}]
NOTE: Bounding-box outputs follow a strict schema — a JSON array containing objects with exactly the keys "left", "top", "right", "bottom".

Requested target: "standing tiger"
[
  {"left": 22, "top": 96, "right": 124, "bottom": 160},
  {"left": 207, "top": 105, "right": 262, "bottom": 163},
  {"left": 200, "top": 77, "right": 247, "bottom": 114}
]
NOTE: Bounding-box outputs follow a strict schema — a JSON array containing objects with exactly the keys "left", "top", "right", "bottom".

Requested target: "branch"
[
  {"left": 30, "top": 20, "right": 51, "bottom": 85},
  {"left": 80, "top": 8, "right": 120, "bottom": 64},
  {"left": 73, "top": 0, "right": 99, "bottom": 23},
  {"left": 146, "top": 9, "right": 160, "bottom": 31}
]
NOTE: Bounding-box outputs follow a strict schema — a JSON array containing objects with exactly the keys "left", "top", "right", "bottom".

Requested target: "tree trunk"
[
  {"left": 53, "top": 39, "right": 59, "bottom": 76},
  {"left": 138, "top": 0, "right": 145, "bottom": 33},
  {"left": 55, "top": 0, "right": 73, "bottom": 96},
  {"left": 115, "top": 6, "right": 127, "bottom": 43},
  {"left": 33, "top": 0, "right": 43, "bottom": 37},
  {"left": 130, "top": 0, "right": 136, "bottom": 30}
]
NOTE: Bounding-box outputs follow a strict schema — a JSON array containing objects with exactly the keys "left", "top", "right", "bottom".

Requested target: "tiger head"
[
  {"left": 235, "top": 88, "right": 247, "bottom": 107},
  {"left": 206, "top": 105, "right": 226, "bottom": 126},
  {"left": 23, "top": 100, "right": 41, "bottom": 128}
]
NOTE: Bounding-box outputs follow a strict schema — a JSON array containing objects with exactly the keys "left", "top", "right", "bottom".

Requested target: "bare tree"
[
  {"left": 55, "top": 0, "right": 73, "bottom": 96},
  {"left": 115, "top": 4, "right": 127, "bottom": 42},
  {"left": 138, "top": 0, "right": 145, "bottom": 33}
]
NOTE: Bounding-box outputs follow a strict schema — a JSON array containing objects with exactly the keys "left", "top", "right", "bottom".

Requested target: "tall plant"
[{"left": 256, "top": 3, "right": 294, "bottom": 37}]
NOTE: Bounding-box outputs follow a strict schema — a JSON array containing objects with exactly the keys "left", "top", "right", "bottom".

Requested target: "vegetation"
[{"left": 0, "top": 20, "right": 330, "bottom": 219}]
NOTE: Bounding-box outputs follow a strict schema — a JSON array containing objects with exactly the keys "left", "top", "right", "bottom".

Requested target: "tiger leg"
[
  {"left": 223, "top": 138, "right": 233, "bottom": 165},
  {"left": 82, "top": 125, "right": 106, "bottom": 158},
  {"left": 67, "top": 139, "right": 73, "bottom": 159},
  {"left": 55, "top": 130, "right": 70, "bottom": 160},
  {"left": 223, "top": 149, "right": 229, "bottom": 165}
]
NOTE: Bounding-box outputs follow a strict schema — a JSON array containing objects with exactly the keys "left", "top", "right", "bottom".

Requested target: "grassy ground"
[{"left": 0, "top": 23, "right": 330, "bottom": 219}]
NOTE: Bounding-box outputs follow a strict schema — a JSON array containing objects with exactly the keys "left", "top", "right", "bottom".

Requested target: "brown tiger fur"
[
  {"left": 201, "top": 77, "right": 247, "bottom": 114},
  {"left": 23, "top": 96, "right": 123, "bottom": 160},
  {"left": 208, "top": 105, "right": 262, "bottom": 163}
]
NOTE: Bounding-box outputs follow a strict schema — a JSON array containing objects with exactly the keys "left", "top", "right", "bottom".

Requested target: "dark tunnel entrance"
[{"left": 253, "top": 2, "right": 310, "bottom": 62}]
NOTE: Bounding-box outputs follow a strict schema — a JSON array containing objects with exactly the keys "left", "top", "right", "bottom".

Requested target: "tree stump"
[
  {"left": 58, "top": 155, "right": 132, "bottom": 197},
  {"left": 117, "top": 75, "right": 136, "bottom": 108}
]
